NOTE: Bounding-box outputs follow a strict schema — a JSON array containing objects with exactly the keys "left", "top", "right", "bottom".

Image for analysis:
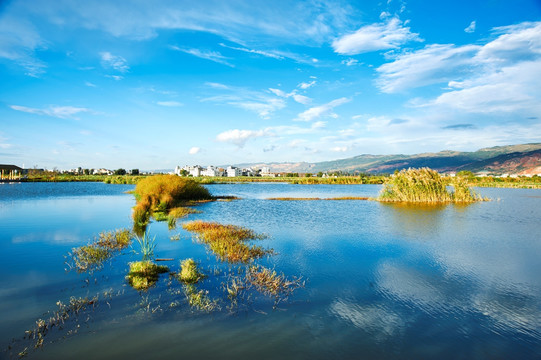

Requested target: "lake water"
[{"left": 1, "top": 182, "right": 540, "bottom": 359}]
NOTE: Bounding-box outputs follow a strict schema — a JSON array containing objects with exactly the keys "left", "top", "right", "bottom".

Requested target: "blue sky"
[{"left": 1, "top": 0, "right": 540, "bottom": 170}]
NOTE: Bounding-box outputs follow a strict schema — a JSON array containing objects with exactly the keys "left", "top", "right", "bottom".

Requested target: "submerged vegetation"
[
  {"left": 377, "top": 168, "right": 484, "bottom": 203},
  {"left": 182, "top": 221, "right": 271, "bottom": 263},
  {"left": 246, "top": 265, "right": 303, "bottom": 298},
  {"left": 23, "top": 296, "right": 98, "bottom": 350},
  {"left": 67, "top": 229, "right": 132, "bottom": 272}
]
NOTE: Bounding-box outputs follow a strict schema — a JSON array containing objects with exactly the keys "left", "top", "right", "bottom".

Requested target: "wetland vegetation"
[{"left": 377, "top": 168, "right": 484, "bottom": 203}]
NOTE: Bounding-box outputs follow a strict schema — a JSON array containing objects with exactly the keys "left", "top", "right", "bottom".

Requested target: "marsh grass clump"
[
  {"left": 132, "top": 175, "right": 211, "bottom": 223},
  {"left": 126, "top": 261, "right": 169, "bottom": 291},
  {"left": 377, "top": 167, "right": 483, "bottom": 203},
  {"left": 246, "top": 265, "right": 303, "bottom": 298},
  {"left": 178, "top": 258, "right": 205, "bottom": 284},
  {"left": 68, "top": 229, "right": 133, "bottom": 272},
  {"left": 182, "top": 221, "right": 271, "bottom": 263}
]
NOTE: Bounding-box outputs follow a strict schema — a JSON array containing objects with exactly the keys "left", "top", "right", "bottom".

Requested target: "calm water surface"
[{"left": 0, "top": 182, "right": 540, "bottom": 359}]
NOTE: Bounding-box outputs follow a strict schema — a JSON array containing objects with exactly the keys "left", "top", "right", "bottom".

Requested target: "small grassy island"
[
  {"left": 377, "top": 167, "right": 485, "bottom": 203},
  {"left": 132, "top": 175, "right": 212, "bottom": 231}
]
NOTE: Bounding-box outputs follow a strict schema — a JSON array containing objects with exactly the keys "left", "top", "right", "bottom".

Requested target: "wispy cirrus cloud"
[
  {"left": 0, "top": 13, "right": 47, "bottom": 76},
  {"left": 296, "top": 97, "right": 350, "bottom": 122},
  {"left": 170, "top": 46, "right": 233, "bottom": 67},
  {"left": 332, "top": 17, "right": 422, "bottom": 55},
  {"left": 10, "top": 105, "right": 92, "bottom": 119},
  {"left": 157, "top": 101, "right": 183, "bottom": 107},
  {"left": 202, "top": 83, "right": 286, "bottom": 118},
  {"left": 100, "top": 52, "right": 129, "bottom": 72},
  {"left": 219, "top": 43, "right": 284, "bottom": 60}
]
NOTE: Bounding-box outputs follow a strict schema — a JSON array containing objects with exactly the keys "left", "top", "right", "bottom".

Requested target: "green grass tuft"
[
  {"left": 178, "top": 258, "right": 205, "bottom": 284},
  {"left": 126, "top": 261, "right": 169, "bottom": 291}
]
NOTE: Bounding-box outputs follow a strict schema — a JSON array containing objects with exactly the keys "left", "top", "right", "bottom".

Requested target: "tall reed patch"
[
  {"left": 182, "top": 221, "right": 271, "bottom": 263},
  {"left": 132, "top": 175, "right": 211, "bottom": 227},
  {"left": 377, "top": 167, "right": 483, "bottom": 203}
]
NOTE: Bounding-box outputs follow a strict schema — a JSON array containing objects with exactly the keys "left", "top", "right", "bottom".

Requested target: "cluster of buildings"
[{"left": 174, "top": 165, "right": 275, "bottom": 177}]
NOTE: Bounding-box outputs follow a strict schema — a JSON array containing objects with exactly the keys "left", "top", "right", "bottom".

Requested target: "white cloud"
[
  {"left": 377, "top": 21, "right": 541, "bottom": 116},
  {"left": 332, "top": 17, "right": 422, "bottom": 55},
  {"left": 341, "top": 58, "right": 360, "bottom": 66},
  {"left": 170, "top": 46, "right": 233, "bottom": 67},
  {"left": 219, "top": 43, "right": 284, "bottom": 59},
  {"left": 292, "top": 94, "right": 311, "bottom": 105},
  {"left": 0, "top": 13, "right": 47, "bottom": 76},
  {"left": 100, "top": 52, "right": 129, "bottom": 72},
  {"left": 429, "top": 61, "right": 541, "bottom": 114},
  {"left": 106, "top": 75, "right": 123, "bottom": 81},
  {"left": 269, "top": 88, "right": 312, "bottom": 105},
  {"left": 205, "top": 82, "right": 230, "bottom": 90},
  {"left": 296, "top": 97, "right": 350, "bottom": 122},
  {"left": 269, "top": 88, "right": 288, "bottom": 97},
  {"left": 189, "top": 147, "right": 201, "bottom": 155},
  {"left": 298, "top": 80, "right": 316, "bottom": 89},
  {"left": 376, "top": 44, "right": 480, "bottom": 93},
  {"left": 330, "top": 146, "right": 349, "bottom": 152},
  {"left": 203, "top": 85, "right": 287, "bottom": 119},
  {"left": 464, "top": 21, "right": 476, "bottom": 33},
  {"left": 85, "top": 81, "right": 97, "bottom": 87},
  {"left": 157, "top": 101, "right": 183, "bottom": 107},
  {"left": 216, "top": 129, "right": 269, "bottom": 147},
  {"left": 10, "top": 105, "right": 91, "bottom": 119}
]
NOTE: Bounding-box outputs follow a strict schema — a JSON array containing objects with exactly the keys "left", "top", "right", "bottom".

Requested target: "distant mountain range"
[{"left": 235, "top": 143, "right": 541, "bottom": 175}]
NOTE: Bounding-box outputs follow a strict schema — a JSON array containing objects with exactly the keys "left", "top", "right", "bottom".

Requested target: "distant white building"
[
  {"left": 93, "top": 168, "right": 113, "bottom": 175},
  {"left": 202, "top": 166, "right": 222, "bottom": 177},
  {"left": 227, "top": 166, "right": 241, "bottom": 177},
  {"left": 189, "top": 166, "right": 203, "bottom": 177}
]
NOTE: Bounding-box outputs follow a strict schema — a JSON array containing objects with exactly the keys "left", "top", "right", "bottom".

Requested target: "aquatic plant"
[
  {"left": 133, "top": 230, "right": 156, "bottom": 261},
  {"left": 246, "top": 265, "right": 303, "bottom": 298},
  {"left": 24, "top": 296, "right": 97, "bottom": 349},
  {"left": 182, "top": 221, "right": 271, "bottom": 263},
  {"left": 266, "top": 196, "right": 369, "bottom": 201},
  {"left": 95, "top": 229, "right": 132, "bottom": 250},
  {"left": 178, "top": 258, "right": 205, "bottom": 284},
  {"left": 184, "top": 284, "right": 218, "bottom": 312},
  {"left": 168, "top": 206, "right": 201, "bottom": 218},
  {"left": 68, "top": 229, "right": 133, "bottom": 272},
  {"left": 377, "top": 167, "right": 483, "bottom": 203},
  {"left": 126, "top": 261, "right": 169, "bottom": 291}
]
